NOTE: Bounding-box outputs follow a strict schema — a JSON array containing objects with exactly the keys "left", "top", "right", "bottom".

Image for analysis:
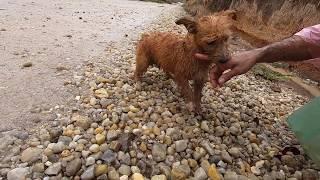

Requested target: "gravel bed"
[{"left": 1, "top": 5, "right": 319, "bottom": 180}]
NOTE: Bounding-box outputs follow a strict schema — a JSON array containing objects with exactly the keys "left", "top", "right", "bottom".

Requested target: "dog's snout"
[{"left": 218, "top": 55, "right": 230, "bottom": 64}]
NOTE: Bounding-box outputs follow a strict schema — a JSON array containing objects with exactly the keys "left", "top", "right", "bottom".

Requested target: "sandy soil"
[{"left": 0, "top": 0, "right": 178, "bottom": 132}]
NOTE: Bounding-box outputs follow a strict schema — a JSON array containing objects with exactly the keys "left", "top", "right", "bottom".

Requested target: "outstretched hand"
[{"left": 195, "top": 50, "right": 259, "bottom": 88}]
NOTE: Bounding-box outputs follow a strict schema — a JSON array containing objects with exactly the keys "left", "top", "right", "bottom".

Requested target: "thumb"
[{"left": 218, "top": 69, "right": 239, "bottom": 85}]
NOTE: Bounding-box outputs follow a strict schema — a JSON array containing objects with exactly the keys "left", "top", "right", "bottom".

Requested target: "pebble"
[
  {"left": 32, "top": 163, "right": 45, "bottom": 173},
  {"left": 207, "top": 165, "right": 221, "bottom": 180},
  {"left": 118, "top": 164, "right": 131, "bottom": 176},
  {"left": 159, "top": 164, "right": 171, "bottom": 177},
  {"left": 215, "top": 126, "right": 225, "bottom": 136},
  {"left": 152, "top": 143, "right": 167, "bottom": 162},
  {"left": 20, "top": 147, "right": 42, "bottom": 163},
  {"left": 118, "top": 152, "right": 131, "bottom": 165},
  {"left": 108, "top": 169, "right": 120, "bottom": 180},
  {"left": 96, "top": 134, "right": 106, "bottom": 145},
  {"left": 22, "top": 62, "right": 33, "bottom": 68},
  {"left": 251, "top": 166, "right": 261, "bottom": 175},
  {"left": 166, "top": 128, "right": 180, "bottom": 140},
  {"left": 248, "top": 133, "right": 258, "bottom": 143},
  {"left": 95, "top": 164, "right": 108, "bottom": 177},
  {"left": 101, "top": 150, "right": 117, "bottom": 164},
  {"left": 281, "top": 155, "right": 298, "bottom": 168},
  {"left": 151, "top": 174, "right": 167, "bottom": 180},
  {"left": 44, "top": 162, "right": 61, "bottom": 175},
  {"left": 248, "top": 174, "right": 260, "bottom": 180},
  {"left": 118, "top": 133, "right": 134, "bottom": 152},
  {"left": 175, "top": 140, "right": 188, "bottom": 152},
  {"left": 97, "top": 174, "right": 108, "bottom": 180},
  {"left": 229, "top": 126, "right": 240, "bottom": 135},
  {"left": 187, "top": 159, "right": 197, "bottom": 168},
  {"left": 293, "top": 171, "right": 302, "bottom": 179},
  {"left": 194, "top": 167, "right": 207, "bottom": 180},
  {"left": 131, "top": 166, "right": 141, "bottom": 174},
  {"left": 200, "top": 121, "right": 210, "bottom": 132},
  {"left": 58, "top": 136, "right": 72, "bottom": 145},
  {"left": 95, "top": 127, "right": 104, "bottom": 134},
  {"left": 201, "top": 141, "right": 214, "bottom": 155},
  {"left": 221, "top": 150, "right": 233, "bottom": 164},
  {"left": 51, "top": 142, "right": 66, "bottom": 153},
  {"left": 171, "top": 165, "right": 190, "bottom": 180},
  {"left": 89, "top": 144, "right": 100, "bottom": 153},
  {"left": 7, "top": 167, "right": 29, "bottom": 180},
  {"left": 224, "top": 171, "right": 238, "bottom": 180},
  {"left": 95, "top": 88, "right": 109, "bottom": 98},
  {"left": 86, "top": 157, "right": 96, "bottom": 166},
  {"left": 81, "top": 165, "right": 95, "bottom": 180},
  {"left": 61, "top": 149, "right": 71, "bottom": 157},
  {"left": 228, "top": 147, "right": 240, "bottom": 158},
  {"left": 132, "top": 173, "right": 144, "bottom": 180},
  {"left": 107, "top": 130, "right": 119, "bottom": 141},
  {"left": 65, "top": 158, "right": 82, "bottom": 176},
  {"left": 120, "top": 175, "right": 129, "bottom": 180},
  {"left": 73, "top": 115, "right": 91, "bottom": 130}
]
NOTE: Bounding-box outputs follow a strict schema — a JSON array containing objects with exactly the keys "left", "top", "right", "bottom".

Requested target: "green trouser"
[{"left": 288, "top": 97, "right": 320, "bottom": 167}]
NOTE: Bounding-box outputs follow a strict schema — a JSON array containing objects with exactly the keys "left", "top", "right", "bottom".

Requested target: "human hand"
[{"left": 195, "top": 50, "right": 260, "bottom": 87}]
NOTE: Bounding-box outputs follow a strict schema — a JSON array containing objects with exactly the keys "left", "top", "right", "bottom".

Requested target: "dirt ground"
[{"left": 0, "top": 0, "right": 178, "bottom": 132}]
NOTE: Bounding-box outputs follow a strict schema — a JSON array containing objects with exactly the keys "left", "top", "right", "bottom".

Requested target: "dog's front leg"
[
  {"left": 175, "top": 76, "right": 193, "bottom": 103},
  {"left": 193, "top": 79, "right": 205, "bottom": 113}
]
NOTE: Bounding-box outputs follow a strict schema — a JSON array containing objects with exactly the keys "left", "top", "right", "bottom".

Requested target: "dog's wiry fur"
[{"left": 134, "top": 10, "right": 236, "bottom": 113}]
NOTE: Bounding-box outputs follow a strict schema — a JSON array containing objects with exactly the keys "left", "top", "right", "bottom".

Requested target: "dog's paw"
[
  {"left": 186, "top": 102, "right": 195, "bottom": 112},
  {"left": 194, "top": 106, "right": 201, "bottom": 114},
  {"left": 135, "top": 81, "right": 142, "bottom": 91},
  {"left": 133, "top": 75, "right": 143, "bottom": 83},
  {"left": 186, "top": 102, "right": 201, "bottom": 114}
]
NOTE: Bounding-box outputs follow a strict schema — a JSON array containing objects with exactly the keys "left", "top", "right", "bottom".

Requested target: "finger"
[
  {"left": 209, "top": 67, "right": 218, "bottom": 88},
  {"left": 210, "top": 65, "right": 222, "bottom": 88},
  {"left": 195, "top": 53, "right": 209, "bottom": 61},
  {"left": 218, "top": 58, "right": 235, "bottom": 71},
  {"left": 218, "top": 68, "right": 239, "bottom": 85}
]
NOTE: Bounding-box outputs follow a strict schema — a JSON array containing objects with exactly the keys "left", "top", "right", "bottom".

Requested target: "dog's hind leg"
[{"left": 134, "top": 43, "right": 150, "bottom": 82}]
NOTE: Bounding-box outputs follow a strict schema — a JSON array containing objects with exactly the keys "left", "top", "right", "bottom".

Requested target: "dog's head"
[{"left": 176, "top": 10, "right": 236, "bottom": 64}]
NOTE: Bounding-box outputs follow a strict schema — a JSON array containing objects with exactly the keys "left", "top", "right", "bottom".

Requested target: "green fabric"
[{"left": 288, "top": 97, "right": 320, "bottom": 167}]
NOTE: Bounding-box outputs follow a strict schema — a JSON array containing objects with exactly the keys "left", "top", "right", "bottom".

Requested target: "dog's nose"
[{"left": 218, "top": 57, "right": 229, "bottom": 64}]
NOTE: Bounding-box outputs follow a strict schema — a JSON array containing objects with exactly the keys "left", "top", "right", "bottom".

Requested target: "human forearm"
[{"left": 255, "top": 36, "right": 314, "bottom": 63}]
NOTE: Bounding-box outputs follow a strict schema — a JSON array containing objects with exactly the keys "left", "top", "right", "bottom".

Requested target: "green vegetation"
[
  {"left": 252, "top": 64, "right": 290, "bottom": 81},
  {"left": 271, "top": 62, "right": 290, "bottom": 69}
]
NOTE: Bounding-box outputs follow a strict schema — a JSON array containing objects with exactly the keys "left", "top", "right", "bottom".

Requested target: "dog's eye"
[{"left": 207, "top": 40, "right": 216, "bottom": 46}]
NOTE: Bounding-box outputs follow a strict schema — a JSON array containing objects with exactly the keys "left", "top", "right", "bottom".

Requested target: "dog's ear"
[{"left": 176, "top": 17, "right": 197, "bottom": 34}]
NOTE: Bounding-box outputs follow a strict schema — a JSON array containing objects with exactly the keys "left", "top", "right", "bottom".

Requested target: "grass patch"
[
  {"left": 252, "top": 64, "right": 289, "bottom": 81},
  {"left": 272, "top": 62, "right": 290, "bottom": 69}
]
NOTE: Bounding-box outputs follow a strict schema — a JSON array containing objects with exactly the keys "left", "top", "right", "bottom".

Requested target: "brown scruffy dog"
[{"left": 134, "top": 10, "right": 236, "bottom": 113}]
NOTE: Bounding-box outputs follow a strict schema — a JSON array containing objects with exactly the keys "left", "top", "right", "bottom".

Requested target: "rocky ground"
[{"left": 0, "top": 1, "right": 319, "bottom": 180}]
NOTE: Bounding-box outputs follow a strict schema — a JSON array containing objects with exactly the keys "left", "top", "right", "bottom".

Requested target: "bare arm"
[
  {"left": 196, "top": 35, "right": 319, "bottom": 87},
  {"left": 255, "top": 36, "right": 314, "bottom": 63}
]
